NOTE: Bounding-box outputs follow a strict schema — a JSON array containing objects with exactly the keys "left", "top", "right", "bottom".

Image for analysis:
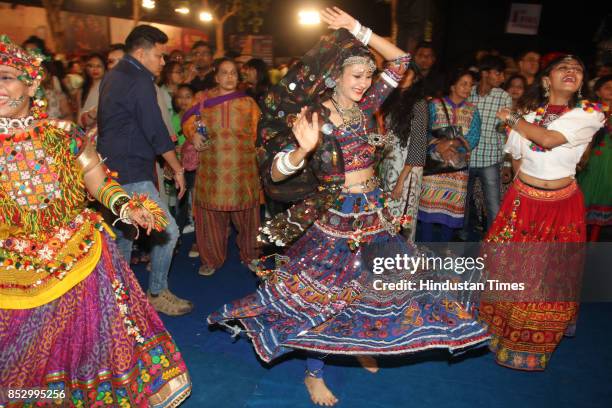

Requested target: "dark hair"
[
  {"left": 502, "top": 74, "right": 528, "bottom": 92},
  {"left": 517, "top": 54, "right": 587, "bottom": 112},
  {"left": 160, "top": 61, "right": 183, "bottom": 86},
  {"left": 125, "top": 25, "right": 168, "bottom": 53},
  {"left": 593, "top": 74, "right": 612, "bottom": 96},
  {"left": 41, "top": 60, "right": 70, "bottom": 95},
  {"left": 381, "top": 70, "right": 427, "bottom": 147},
  {"left": 191, "top": 40, "right": 213, "bottom": 52},
  {"left": 81, "top": 53, "right": 106, "bottom": 107},
  {"left": 171, "top": 83, "right": 195, "bottom": 113},
  {"left": 445, "top": 69, "right": 475, "bottom": 96},
  {"left": 244, "top": 58, "right": 270, "bottom": 102},
  {"left": 415, "top": 41, "right": 435, "bottom": 54},
  {"left": 478, "top": 55, "right": 506, "bottom": 73},
  {"left": 22, "top": 35, "right": 49, "bottom": 56},
  {"left": 67, "top": 60, "right": 81, "bottom": 71},
  {"left": 108, "top": 43, "right": 126, "bottom": 53},
  {"left": 212, "top": 57, "right": 237, "bottom": 73},
  {"left": 517, "top": 50, "right": 540, "bottom": 61}
]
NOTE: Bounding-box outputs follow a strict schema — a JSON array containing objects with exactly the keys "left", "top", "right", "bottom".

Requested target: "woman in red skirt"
[{"left": 479, "top": 54, "right": 606, "bottom": 370}]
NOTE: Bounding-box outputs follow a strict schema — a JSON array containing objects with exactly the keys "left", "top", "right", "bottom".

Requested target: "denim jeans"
[
  {"left": 465, "top": 164, "right": 501, "bottom": 234},
  {"left": 420, "top": 221, "right": 456, "bottom": 242},
  {"left": 113, "top": 180, "right": 180, "bottom": 295}
]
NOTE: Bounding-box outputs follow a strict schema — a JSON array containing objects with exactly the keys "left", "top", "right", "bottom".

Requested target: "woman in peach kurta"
[{"left": 183, "top": 58, "right": 261, "bottom": 276}]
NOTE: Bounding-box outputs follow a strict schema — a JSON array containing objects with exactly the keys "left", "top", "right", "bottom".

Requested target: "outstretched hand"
[
  {"left": 320, "top": 7, "right": 358, "bottom": 32},
  {"left": 292, "top": 107, "right": 320, "bottom": 154}
]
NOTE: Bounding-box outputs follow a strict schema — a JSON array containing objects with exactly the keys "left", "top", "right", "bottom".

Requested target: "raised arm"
[
  {"left": 320, "top": 7, "right": 405, "bottom": 60},
  {"left": 320, "top": 7, "right": 410, "bottom": 116}
]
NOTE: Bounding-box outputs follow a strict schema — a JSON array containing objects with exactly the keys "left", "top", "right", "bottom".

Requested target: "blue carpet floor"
[{"left": 133, "top": 232, "right": 612, "bottom": 408}]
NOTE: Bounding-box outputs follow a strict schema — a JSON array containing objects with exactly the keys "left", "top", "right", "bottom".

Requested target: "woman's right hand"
[
  {"left": 434, "top": 139, "right": 458, "bottom": 163},
  {"left": 192, "top": 133, "right": 208, "bottom": 151},
  {"left": 292, "top": 107, "right": 320, "bottom": 154},
  {"left": 320, "top": 7, "right": 358, "bottom": 32}
]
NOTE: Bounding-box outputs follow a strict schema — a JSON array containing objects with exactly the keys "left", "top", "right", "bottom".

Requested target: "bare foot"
[
  {"left": 304, "top": 376, "right": 339, "bottom": 406},
  {"left": 356, "top": 355, "right": 379, "bottom": 373}
]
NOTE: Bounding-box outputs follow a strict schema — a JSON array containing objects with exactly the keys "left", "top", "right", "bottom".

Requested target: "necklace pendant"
[{"left": 367, "top": 132, "right": 388, "bottom": 147}]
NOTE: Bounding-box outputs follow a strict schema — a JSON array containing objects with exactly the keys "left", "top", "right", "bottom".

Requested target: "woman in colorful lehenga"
[
  {"left": 417, "top": 70, "right": 481, "bottom": 242},
  {"left": 577, "top": 75, "right": 612, "bottom": 241},
  {"left": 208, "top": 8, "right": 489, "bottom": 407},
  {"left": 479, "top": 55, "right": 606, "bottom": 370},
  {"left": 0, "top": 36, "right": 191, "bottom": 407}
]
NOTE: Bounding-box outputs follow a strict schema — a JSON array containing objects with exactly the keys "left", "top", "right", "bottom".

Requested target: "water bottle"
[{"left": 195, "top": 113, "right": 211, "bottom": 148}]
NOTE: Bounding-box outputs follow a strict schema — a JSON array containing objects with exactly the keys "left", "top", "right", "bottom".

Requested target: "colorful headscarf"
[
  {"left": 0, "top": 35, "right": 48, "bottom": 118},
  {"left": 0, "top": 35, "right": 45, "bottom": 85}
]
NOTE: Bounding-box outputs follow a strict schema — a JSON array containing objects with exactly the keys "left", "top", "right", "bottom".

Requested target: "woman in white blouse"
[{"left": 478, "top": 54, "right": 606, "bottom": 371}]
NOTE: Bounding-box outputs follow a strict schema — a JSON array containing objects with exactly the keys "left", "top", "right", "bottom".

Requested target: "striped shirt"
[{"left": 468, "top": 86, "right": 512, "bottom": 167}]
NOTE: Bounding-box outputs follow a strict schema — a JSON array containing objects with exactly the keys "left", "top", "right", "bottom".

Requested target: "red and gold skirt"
[{"left": 479, "top": 179, "right": 585, "bottom": 370}]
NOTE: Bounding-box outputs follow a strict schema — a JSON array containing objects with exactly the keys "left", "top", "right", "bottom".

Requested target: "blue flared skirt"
[{"left": 208, "top": 188, "right": 489, "bottom": 363}]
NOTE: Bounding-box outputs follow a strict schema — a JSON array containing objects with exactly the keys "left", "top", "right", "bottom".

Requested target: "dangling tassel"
[{"left": 127, "top": 193, "right": 169, "bottom": 232}]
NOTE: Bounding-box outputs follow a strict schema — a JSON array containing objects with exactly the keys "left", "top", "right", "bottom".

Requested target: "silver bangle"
[
  {"left": 505, "top": 112, "right": 522, "bottom": 129},
  {"left": 275, "top": 151, "right": 303, "bottom": 176},
  {"left": 362, "top": 28, "right": 373, "bottom": 45},
  {"left": 351, "top": 20, "right": 362, "bottom": 37},
  {"left": 354, "top": 24, "right": 372, "bottom": 46},
  {"left": 275, "top": 152, "right": 292, "bottom": 175},
  {"left": 281, "top": 150, "right": 305, "bottom": 171}
]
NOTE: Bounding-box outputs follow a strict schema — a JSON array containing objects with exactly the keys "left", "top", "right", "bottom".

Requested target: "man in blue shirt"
[{"left": 98, "top": 25, "right": 193, "bottom": 316}]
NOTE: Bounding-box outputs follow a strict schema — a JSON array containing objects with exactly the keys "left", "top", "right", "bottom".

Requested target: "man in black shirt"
[
  {"left": 189, "top": 41, "right": 215, "bottom": 92},
  {"left": 414, "top": 41, "right": 445, "bottom": 99},
  {"left": 98, "top": 25, "right": 193, "bottom": 316}
]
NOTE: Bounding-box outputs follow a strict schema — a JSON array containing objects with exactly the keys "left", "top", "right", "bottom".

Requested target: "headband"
[{"left": 342, "top": 55, "right": 376, "bottom": 73}]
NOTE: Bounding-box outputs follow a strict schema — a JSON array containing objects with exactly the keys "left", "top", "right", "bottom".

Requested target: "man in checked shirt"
[{"left": 465, "top": 55, "right": 512, "bottom": 236}]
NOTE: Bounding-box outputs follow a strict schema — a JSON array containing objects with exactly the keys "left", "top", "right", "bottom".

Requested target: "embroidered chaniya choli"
[
  {"left": 208, "top": 29, "right": 490, "bottom": 363},
  {"left": 0, "top": 120, "right": 191, "bottom": 407}
]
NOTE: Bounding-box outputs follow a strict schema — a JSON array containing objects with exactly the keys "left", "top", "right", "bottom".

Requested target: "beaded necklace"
[
  {"left": 330, "top": 98, "right": 388, "bottom": 147},
  {"left": 0, "top": 115, "right": 35, "bottom": 138},
  {"left": 529, "top": 104, "right": 570, "bottom": 152}
]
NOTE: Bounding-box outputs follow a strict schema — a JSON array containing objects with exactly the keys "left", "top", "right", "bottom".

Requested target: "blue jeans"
[
  {"left": 113, "top": 180, "right": 180, "bottom": 295},
  {"left": 465, "top": 164, "right": 501, "bottom": 234},
  {"left": 420, "top": 222, "right": 456, "bottom": 242}
]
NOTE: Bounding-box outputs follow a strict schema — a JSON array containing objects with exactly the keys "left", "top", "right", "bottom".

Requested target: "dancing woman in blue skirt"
[{"left": 208, "top": 7, "right": 489, "bottom": 406}]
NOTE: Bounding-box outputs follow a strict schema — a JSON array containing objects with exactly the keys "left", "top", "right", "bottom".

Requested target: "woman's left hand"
[
  {"left": 127, "top": 207, "right": 155, "bottom": 235},
  {"left": 320, "top": 7, "right": 358, "bottom": 32},
  {"left": 496, "top": 107, "right": 512, "bottom": 122}
]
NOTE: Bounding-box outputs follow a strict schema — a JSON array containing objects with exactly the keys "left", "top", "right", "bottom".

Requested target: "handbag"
[
  {"left": 181, "top": 140, "right": 199, "bottom": 171},
  {"left": 423, "top": 100, "right": 471, "bottom": 176},
  {"left": 181, "top": 101, "right": 206, "bottom": 172}
]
